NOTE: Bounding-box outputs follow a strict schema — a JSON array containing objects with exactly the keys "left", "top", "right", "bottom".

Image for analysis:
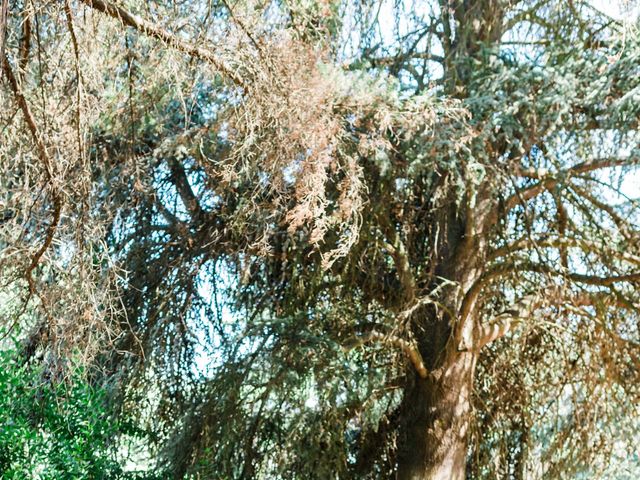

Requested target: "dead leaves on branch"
[
  {"left": 0, "top": 2, "right": 127, "bottom": 365},
  {"left": 216, "top": 33, "right": 470, "bottom": 268}
]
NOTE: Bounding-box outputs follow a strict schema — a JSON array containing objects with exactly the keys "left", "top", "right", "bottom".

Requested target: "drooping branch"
[
  {"left": 1, "top": 58, "right": 62, "bottom": 290},
  {"left": 78, "top": 0, "right": 246, "bottom": 89}
]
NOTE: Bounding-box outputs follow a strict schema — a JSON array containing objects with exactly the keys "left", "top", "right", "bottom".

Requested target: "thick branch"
[
  {"left": 168, "top": 159, "right": 205, "bottom": 220},
  {"left": 476, "top": 294, "right": 541, "bottom": 349},
  {"left": 476, "top": 316, "right": 519, "bottom": 350},
  {"left": 346, "top": 331, "right": 428, "bottom": 379},
  {"left": 476, "top": 290, "right": 634, "bottom": 349},
  {"left": 78, "top": 0, "right": 246, "bottom": 88},
  {"left": 506, "top": 156, "right": 640, "bottom": 210}
]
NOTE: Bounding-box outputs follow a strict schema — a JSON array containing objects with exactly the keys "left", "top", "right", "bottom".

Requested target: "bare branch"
[
  {"left": 476, "top": 294, "right": 542, "bottom": 349},
  {"left": 18, "top": 2, "right": 32, "bottom": 76},
  {"left": 0, "top": 0, "right": 7, "bottom": 70},
  {"left": 168, "top": 159, "right": 205, "bottom": 220},
  {"left": 2, "top": 58, "right": 63, "bottom": 290},
  {"left": 570, "top": 184, "right": 639, "bottom": 240},
  {"left": 489, "top": 237, "right": 640, "bottom": 265},
  {"left": 476, "top": 290, "right": 635, "bottom": 349},
  {"left": 359, "top": 51, "right": 445, "bottom": 69},
  {"left": 476, "top": 315, "right": 519, "bottom": 349},
  {"left": 567, "top": 271, "right": 640, "bottom": 287},
  {"left": 501, "top": 262, "right": 640, "bottom": 287},
  {"left": 461, "top": 259, "right": 640, "bottom": 338}
]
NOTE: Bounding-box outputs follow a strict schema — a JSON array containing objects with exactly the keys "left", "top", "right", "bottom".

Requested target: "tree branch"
[
  {"left": 489, "top": 237, "right": 640, "bottom": 265},
  {"left": 506, "top": 156, "right": 640, "bottom": 210},
  {"left": 570, "top": 184, "right": 639, "bottom": 240},
  {"left": 503, "top": 262, "right": 640, "bottom": 287},
  {"left": 362, "top": 51, "right": 445, "bottom": 69},
  {"left": 460, "top": 260, "right": 640, "bottom": 338},
  {"left": 78, "top": 0, "right": 246, "bottom": 89},
  {"left": 476, "top": 294, "right": 541, "bottom": 349},
  {"left": 2, "top": 57, "right": 62, "bottom": 291},
  {"left": 476, "top": 289, "right": 635, "bottom": 349},
  {"left": 18, "top": 2, "right": 32, "bottom": 77},
  {"left": 168, "top": 159, "right": 205, "bottom": 220},
  {"left": 346, "top": 330, "right": 428, "bottom": 379},
  {"left": 0, "top": 0, "right": 9, "bottom": 76},
  {"left": 378, "top": 215, "right": 416, "bottom": 302}
]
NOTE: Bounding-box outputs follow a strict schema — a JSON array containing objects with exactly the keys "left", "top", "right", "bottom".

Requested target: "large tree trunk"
[
  {"left": 397, "top": 351, "right": 477, "bottom": 480},
  {"left": 394, "top": 208, "right": 482, "bottom": 479},
  {"left": 391, "top": 132, "right": 491, "bottom": 477}
]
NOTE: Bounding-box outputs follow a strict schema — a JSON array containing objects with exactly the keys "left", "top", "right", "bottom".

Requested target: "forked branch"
[{"left": 346, "top": 330, "right": 428, "bottom": 379}]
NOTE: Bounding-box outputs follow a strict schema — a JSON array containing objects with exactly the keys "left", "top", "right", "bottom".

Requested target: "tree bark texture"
[{"left": 397, "top": 352, "right": 476, "bottom": 480}]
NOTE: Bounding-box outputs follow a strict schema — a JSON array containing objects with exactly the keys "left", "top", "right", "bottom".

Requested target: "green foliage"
[{"left": 0, "top": 344, "right": 147, "bottom": 479}]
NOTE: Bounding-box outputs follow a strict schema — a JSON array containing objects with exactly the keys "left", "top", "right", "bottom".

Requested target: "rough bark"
[{"left": 397, "top": 352, "right": 476, "bottom": 480}]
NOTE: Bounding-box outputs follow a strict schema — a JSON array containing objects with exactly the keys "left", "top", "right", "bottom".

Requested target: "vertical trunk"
[
  {"left": 397, "top": 351, "right": 477, "bottom": 480},
  {"left": 390, "top": 105, "right": 492, "bottom": 476}
]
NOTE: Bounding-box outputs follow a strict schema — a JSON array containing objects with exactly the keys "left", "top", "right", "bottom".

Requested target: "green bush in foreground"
[{"left": 0, "top": 345, "right": 144, "bottom": 479}]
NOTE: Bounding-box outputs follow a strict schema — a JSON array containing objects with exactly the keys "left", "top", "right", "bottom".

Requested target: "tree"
[{"left": 1, "top": 0, "right": 639, "bottom": 478}]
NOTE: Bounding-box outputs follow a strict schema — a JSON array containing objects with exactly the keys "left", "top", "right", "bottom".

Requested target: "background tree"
[{"left": 1, "top": 0, "right": 639, "bottom": 479}]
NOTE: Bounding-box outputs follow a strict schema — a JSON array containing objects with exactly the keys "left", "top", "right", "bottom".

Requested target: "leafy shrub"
[{"left": 0, "top": 345, "right": 142, "bottom": 479}]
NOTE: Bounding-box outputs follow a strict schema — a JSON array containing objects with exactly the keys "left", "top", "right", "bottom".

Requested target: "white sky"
[
  {"left": 590, "top": 0, "right": 640, "bottom": 20},
  {"left": 594, "top": 0, "right": 640, "bottom": 199}
]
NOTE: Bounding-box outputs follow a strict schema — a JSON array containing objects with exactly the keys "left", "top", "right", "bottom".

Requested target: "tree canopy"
[{"left": 1, "top": 0, "right": 639, "bottom": 478}]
